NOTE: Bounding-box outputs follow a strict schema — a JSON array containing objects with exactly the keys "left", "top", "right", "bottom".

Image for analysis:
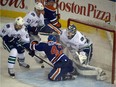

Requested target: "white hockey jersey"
[
  {"left": 60, "top": 30, "right": 92, "bottom": 51},
  {"left": 23, "top": 11, "right": 44, "bottom": 27},
  {"left": 0, "top": 23, "right": 30, "bottom": 43}
]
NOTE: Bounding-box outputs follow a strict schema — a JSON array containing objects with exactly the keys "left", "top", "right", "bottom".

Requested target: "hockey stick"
[
  {"left": 56, "top": 0, "right": 59, "bottom": 14},
  {"left": 56, "top": 0, "right": 60, "bottom": 22},
  {"left": 39, "top": 32, "right": 51, "bottom": 36},
  {"left": 34, "top": 54, "right": 53, "bottom": 67}
]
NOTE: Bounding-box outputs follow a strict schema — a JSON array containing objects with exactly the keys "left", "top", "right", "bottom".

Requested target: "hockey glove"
[
  {"left": 28, "top": 40, "right": 38, "bottom": 57},
  {"left": 28, "top": 50, "right": 35, "bottom": 57},
  {"left": 29, "top": 40, "right": 38, "bottom": 50}
]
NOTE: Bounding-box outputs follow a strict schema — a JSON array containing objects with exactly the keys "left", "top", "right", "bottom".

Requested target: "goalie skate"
[{"left": 8, "top": 68, "right": 15, "bottom": 78}]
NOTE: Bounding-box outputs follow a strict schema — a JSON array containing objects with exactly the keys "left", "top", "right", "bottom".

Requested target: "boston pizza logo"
[{"left": 0, "top": 0, "right": 28, "bottom": 9}]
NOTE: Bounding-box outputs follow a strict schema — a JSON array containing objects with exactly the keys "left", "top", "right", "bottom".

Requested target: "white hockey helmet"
[
  {"left": 34, "top": 2, "right": 44, "bottom": 10},
  {"left": 15, "top": 17, "right": 25, "bottom": 25}
]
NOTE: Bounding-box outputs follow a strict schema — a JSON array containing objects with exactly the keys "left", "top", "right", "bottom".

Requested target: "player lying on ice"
[
  {"left": 0, "top": 17, "right": 30, "bottom": 77},
  {"left": 23, "top": 35, "right": 78, "bottom": 81},
  {"left": 59, "top": 24, "right": 107, "bottom": 80}
]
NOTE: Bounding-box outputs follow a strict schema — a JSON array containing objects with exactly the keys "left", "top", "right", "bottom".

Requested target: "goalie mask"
[{"left": 67, "top": 24, "right": 77, "bottom": 39}]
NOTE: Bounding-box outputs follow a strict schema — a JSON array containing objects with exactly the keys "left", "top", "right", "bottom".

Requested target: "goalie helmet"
[
  {"left": 67, "top": 24, "right": 77, "bottom": 39},
  {"left": 15, "top": 17, "right": 25, "bottom": 25},
  {"left": 48, "top": 35, "right": 56, "bottom": 42},
  {"left": 35, "top": 2, "right": 44, "bottom": 10}
]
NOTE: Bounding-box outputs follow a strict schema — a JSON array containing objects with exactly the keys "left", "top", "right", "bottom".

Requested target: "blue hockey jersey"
[
  {"left": 44, "top": 5, "right": 61, "bottom": 28},
  {"left": 35, "top": 41, "right": 68, "bottom": 65}
]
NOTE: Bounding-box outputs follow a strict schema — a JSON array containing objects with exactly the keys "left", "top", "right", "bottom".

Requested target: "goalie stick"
[{"left": 34, "top": 54, "right": 53, "bottom": 67}]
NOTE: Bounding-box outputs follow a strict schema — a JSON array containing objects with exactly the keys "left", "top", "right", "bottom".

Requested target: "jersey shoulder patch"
[
  {"left": 31, "top": 12, "right": 36, "bottom": 17},
  {"left": 6, "top": 24, "right": 10, "bottom": 28}
]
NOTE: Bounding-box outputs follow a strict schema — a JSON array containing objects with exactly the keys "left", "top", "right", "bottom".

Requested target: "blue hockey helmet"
[{"left": 48, "top": 35, "right": 56, "bottom": 42}]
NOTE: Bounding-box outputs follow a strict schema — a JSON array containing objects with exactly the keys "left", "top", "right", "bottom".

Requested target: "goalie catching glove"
[{"left": 75, "top": 51, "right": 87, "bottom": 64}]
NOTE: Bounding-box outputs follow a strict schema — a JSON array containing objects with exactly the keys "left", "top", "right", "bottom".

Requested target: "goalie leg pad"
[
  {"left": 96, "top": 69, "right": 107, "bottom": 81},
  {"left": 73, "top": 62, "right": 107, "bottom": 80}
]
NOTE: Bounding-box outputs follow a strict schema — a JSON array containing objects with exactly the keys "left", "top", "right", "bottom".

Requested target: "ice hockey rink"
[{"left": 0, "top": 17, "right": 116, "bottom": 87}]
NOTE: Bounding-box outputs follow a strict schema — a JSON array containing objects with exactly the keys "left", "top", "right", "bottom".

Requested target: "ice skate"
[
  {"left": 70, "top": 68, "right": 79, "bottom": 76},
  {"left": 8, "top": 68, "right": 15, "bottom": 78},
  {"left": 17, "top": 58, "right": 30, "bottom": 68},
  {"left": 63, "top": 73, "right": 76, "bottom": 80},
  {"left": 34, "top": 57, "right": 43, "bottom": 64}
]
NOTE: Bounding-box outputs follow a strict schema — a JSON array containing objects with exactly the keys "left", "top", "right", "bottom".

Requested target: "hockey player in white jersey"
[
  {"left": 60, "top": 24, "right": 107, "bottom": 80},
  {"left": 0, "top": 17, "right": 30, "bottom": 77},
  {"left": 24, "top": 2, "right": 61, "bottom": 40},
  {"left": 23, "top": 2, "right": 45, "bottom": 41},
  {"left": 24, "top": 2, "right": 46, "bottom": 64}
]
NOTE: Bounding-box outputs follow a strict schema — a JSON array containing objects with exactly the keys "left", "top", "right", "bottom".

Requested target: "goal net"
[{"left": 66, "top": 18, "right": 116, "bottom": 84}]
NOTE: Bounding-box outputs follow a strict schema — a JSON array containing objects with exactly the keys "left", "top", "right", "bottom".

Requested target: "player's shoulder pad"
[
  {"left": 45, "top": 5, "right": 56, "bottom": 11},
  {"left": 6, "top": 24, "right": 10, "bottom": 28},
  {"left": 31, "top": 12, "right": 36, "bottom": 17}
]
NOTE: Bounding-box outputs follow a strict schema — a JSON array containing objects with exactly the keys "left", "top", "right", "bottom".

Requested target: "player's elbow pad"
[{"left": 3, "top": 35, "right": 14, "bottom": 42}]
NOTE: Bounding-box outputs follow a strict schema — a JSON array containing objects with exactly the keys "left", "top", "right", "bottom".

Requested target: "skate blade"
[{"left": 10, "top": 75, "right": 15, "bottom": 79}]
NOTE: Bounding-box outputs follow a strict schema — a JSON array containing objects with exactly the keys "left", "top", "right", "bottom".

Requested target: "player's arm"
[
  {"left": 20, "top": 27, "right": 30, "bottom": 43},
  {"left": 0, "top": 24, "right": 10, "bottom": 37},
  {"left": 49, "top": 12, "right": 61, "bottom": 28},
  {"left": 0, "top": 24, "right": 17, "bottom": 43},
  {"left": 23, "top": 12, "right": 35, "bottom": 26}
]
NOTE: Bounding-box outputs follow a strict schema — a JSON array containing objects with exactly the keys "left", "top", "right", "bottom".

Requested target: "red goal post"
[{"left": 67, "top": 18, "right": 116, "bottom": 84}]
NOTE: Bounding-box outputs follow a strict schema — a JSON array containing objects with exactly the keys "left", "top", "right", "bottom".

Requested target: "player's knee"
[
  {"left": 10, "top": 48, "right": 18, "bottom": 57},
  {"left": 17, "top": 47, "right": 25, "bottom": 54},
  {"left": 48, "top": 73, "right": 62, "bottom": 81}
]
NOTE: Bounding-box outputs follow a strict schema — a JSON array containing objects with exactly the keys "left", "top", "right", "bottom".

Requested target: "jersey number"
[
  {"left": 2, "top": 29, "right": 6, "bottom": 34},
  {"left": 51, "top": 45, "right": 62, "bottom": 56}
]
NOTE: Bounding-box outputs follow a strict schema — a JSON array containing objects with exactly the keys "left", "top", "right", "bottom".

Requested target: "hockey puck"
[{"left": 41, "top": 65, "right": 45, "bottom": 68}]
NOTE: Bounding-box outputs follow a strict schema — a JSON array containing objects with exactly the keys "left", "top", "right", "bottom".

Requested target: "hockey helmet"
[
  {"left": 48, "top": 35, "right": 56, "bottom": 42},
  {"left": 15, "top": 17, "right": 25, "bottom": 25},
  {"left": 46, "top": 0, "right": 55, "bottom": 2},
  {"left": 35, "top": 2, "right": 44, "bottom": 10},
  {"left": 67, "top": 24, "right": 77, "bottom": 39}
]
